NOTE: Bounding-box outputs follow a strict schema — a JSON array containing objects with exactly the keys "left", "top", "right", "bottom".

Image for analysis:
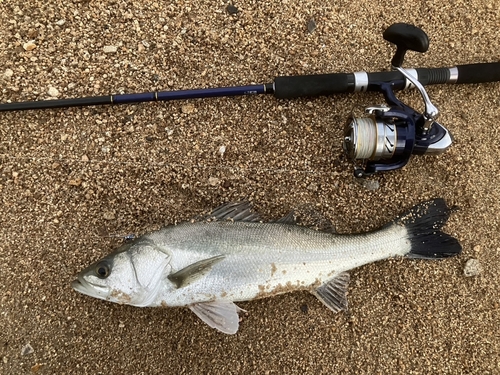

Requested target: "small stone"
[
  {"left": 3, "top": 356, "right": 8, "bottom": 364},
  {"left": 181, "top": 104, "right": 195, "bottom": 114},
  {"left": 464, "top": 259, "right": 482, "bottom": 277},
  {"left": 48, "top": 86, "right": 59, "bottom": 97},
  {"left": 21, "top": 343, "right": 34, "bottom": 356},
  {"left": 31, "top": 363, "right": 44, "bottom": 373},
  {"left": 23, "top": 41, "right": 37, "bottom": 51},
  {"left": 4, "top": 68, "right": 13, "bottom": 78},
  {"left": 68, "top": 178, "right": 82, "bottom": 186},
  {"left": 307, "top": 19, "right": 317, "bottom": 33},
  {"left": 226, "top": 4, "right": 239, "bottom": 15},
  {"left": 166, "top": 128, "right": 174, "bottom": 136},
  {"left": 208, "top": 177, "right": 220, "bottom": 186},
  {"left": 56, "top": 19, "right": 66, "bottom": 26},
  {"left": 103, "top": 211, "right": 116, "bottom": 220},
  {"left": 81, "top": 154, "right": 89, "bottom": 162},
  {"left": 354, "top": 177, "right": 380, "bottom": 191},
  {"left": 103, "top": 45, "right": 118, "bottom": 53},
  {"left": 218, "top": 145, "right": 226, "bottom": 157}
]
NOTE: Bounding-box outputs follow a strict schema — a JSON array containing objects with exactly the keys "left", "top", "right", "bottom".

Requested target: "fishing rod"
[{"left": 1, "top": 23, "right": 499, "bottom": 176}]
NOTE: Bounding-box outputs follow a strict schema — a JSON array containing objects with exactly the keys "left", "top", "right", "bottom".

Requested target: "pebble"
[
  {"left": 307, "top": 19, "right": 317, "bottom": 33},
  {"left": 181, "top": 104, "right": 195, "bottom": 114},
  {"left": 218, "top": 145, "right": 226, "bottom": 157},
  {"left": 21, "top": 343, "right": 34, "bottom": 356},
  {"left": 23, "top": 41, "right": 37, "bottom": 51},
  {"left": 31, "top": 363, "right": 44, "bottom": 373},
  {"left": 56, "top": 19, "right": 66, "bottom": 26},
  {"left": 464, "top": 258, "right": 482, "bottom": 277},
  {"left": 103, "top": 45, "right": 118, "bottom": 54},
  {"left": 48, "top": 86, "right": 59, "bottom": 97},
  {"left": 354, "top": 177, "right": 380, "bottom": 191},
  {"left": 103, "top": 211, "right": 116, "bottom": 220},
  {"left": 226, "top": 4, "right": 239, "bottom": 15},
  {"left": 69, "top": 178, "right": 82, "bottom": 186},
  {"left": 208, "top": 177, "right": 220, "bottom": 186},
  {"left": 4, "top": 68, "right": 13, "bottom": 78}
]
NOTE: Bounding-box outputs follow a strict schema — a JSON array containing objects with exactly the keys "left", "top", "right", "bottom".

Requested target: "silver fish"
[{"left": 72, "top": 199, "right": 461, "bottom": 334}]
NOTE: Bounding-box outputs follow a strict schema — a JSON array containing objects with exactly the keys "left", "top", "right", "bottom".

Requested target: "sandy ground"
[{"left": 1, "top": 0, "right": 499, "bottom": 374}]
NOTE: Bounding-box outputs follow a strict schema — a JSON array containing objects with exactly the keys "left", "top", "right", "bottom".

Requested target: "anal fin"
[
  {"left": 189, "top": 301, "right": 245, "bottom": 334},
  {"left": 312, "top": 272, "right": 350, "bottom": 313}
]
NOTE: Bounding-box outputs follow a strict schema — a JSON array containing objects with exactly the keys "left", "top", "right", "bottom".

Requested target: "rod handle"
[
  {"left": 273, "top": 62, "right": 500, "bottom": 99},
  {"left": 454, "top": 62, "right": 500, "bottom": 84}
]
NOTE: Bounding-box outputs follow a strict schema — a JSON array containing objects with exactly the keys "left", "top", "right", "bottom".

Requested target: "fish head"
[{"left": 72, "top": 239, "right": 171, "bottom": 307}]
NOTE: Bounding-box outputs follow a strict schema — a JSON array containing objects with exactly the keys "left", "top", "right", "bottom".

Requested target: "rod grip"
[
  {"left": 274, "top": 73, "right": 351, "bottom": 99},
  {"left": 455, "top": 62, "right": 500, "bottom": 84}
]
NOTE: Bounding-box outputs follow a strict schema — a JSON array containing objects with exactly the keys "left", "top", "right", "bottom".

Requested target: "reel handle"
[{"left": 383, "top": 23, "right": 429, "bottom": 67}]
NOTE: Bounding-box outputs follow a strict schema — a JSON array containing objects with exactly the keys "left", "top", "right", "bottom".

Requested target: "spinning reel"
[{"left": 342, "top": 24, "right": 453, "bottom": 177}]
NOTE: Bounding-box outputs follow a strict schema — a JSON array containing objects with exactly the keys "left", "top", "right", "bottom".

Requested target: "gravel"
[{"left": 1, "top": 0, "right": 499, "bottom": 374}]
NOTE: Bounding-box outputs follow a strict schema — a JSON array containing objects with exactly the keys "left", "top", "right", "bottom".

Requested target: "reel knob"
[{"left": 383, "top": 23, "right": 429, "bottom": 67}]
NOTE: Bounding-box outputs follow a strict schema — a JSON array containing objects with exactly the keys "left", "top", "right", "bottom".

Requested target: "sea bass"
[{"left": 72, "top": 199, "right": 461, "bottom": 334}]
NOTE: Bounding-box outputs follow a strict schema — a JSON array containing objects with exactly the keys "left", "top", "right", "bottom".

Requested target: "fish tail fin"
[{"left": 394, "top": 198, "right": 462, "bottom": 259}]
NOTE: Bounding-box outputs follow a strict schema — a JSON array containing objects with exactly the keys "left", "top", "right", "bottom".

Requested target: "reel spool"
[{"left": 343, "top": 24, "right": 453, "bottom": 177}]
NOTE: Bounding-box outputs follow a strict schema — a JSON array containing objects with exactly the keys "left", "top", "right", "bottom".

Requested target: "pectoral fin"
[
  {"left": 189, "top": 301, "right": 245, "bottom": 334},
  {"left": 312, "top": 272, "right": 350, "bottom": 313},
  {"left": 167, "top": 255, "right": 225, "bottom": 288}
]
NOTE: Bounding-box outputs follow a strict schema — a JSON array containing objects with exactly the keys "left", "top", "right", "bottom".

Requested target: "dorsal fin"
[
  {"left": 275, "top": 210, "right": 297, "bottom": 225},
  {"left": 293, "top": 204, "right": 336, "bottom": 233},
  {"left": 206, "top": 201, "right": 261, "bottom": 222}
]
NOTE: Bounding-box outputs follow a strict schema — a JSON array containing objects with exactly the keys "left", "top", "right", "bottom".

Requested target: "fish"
[{"left": 72, "top": 198, "right": 461, "bottom": 334}]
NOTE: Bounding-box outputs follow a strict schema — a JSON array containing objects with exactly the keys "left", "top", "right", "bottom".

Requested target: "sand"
[{"left": 1, "top": 0, "right": 499, "bottom": 373}]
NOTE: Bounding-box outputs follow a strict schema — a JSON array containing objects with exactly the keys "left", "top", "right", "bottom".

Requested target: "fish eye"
[{"left": 95, "top": 262, "right": 111, "bottom": 279}]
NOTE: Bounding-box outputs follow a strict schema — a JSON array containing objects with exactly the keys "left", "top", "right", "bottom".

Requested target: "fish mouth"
[{"left": 71, "top": 276, "right": 109, "bottom": 298}]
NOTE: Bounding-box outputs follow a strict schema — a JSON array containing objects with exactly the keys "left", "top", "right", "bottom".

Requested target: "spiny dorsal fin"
[
  {"left": 312, "top": 272, "right": 350, "bottom": 313},
  {"left": 275, "top": 210, "right": 297, "bottom": 225},
  {"left": 293, "top": 204, "right": 336, "bottom": 233},
  {"left": 205, "top": 201, "right": 261, "bottom": 222},
  {"left": 167, "top": 255, "right": 225, "bottom": 288}
]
